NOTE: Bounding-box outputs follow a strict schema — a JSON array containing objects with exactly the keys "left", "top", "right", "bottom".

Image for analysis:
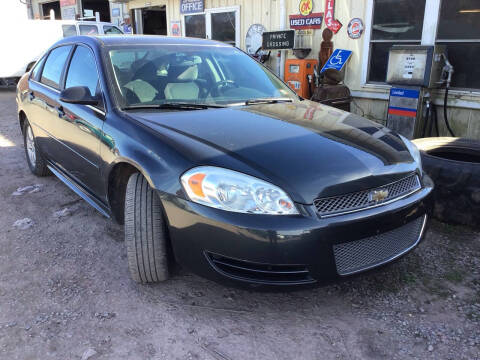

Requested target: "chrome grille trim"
[
  {"left": 314, "top": 174, "right": 421, "bottom": 218},
  {"left": 333, "top": 215, "right": 427, "bottom": 276}
]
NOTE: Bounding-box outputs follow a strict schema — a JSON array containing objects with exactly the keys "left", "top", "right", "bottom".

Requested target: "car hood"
[{"left": 128, "top": 101, "right": 416, "bottom": 204}]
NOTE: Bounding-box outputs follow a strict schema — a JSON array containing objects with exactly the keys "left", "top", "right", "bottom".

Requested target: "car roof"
[
  {"left": 55, "top": 35, "right": 232, "bottom": 48},
  {"left": 41, "top": 19, "right": 119, "bottom": 26}
]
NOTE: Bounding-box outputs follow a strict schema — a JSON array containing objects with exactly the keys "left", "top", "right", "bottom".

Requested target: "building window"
[
  {"left": 436, "top": 0, "right": 480, "bottom": 89},
  {"left": 367, "top": 0, "right": 426, "bottom": 83},
  {"left": 185, "top": 14, "right": 206, "bottom": 39},
  {"left": 367, "top": 0, "right": 480, "bottom": 91},
  {"left": 183, "top": 6, "right": 240, "bottom": 47}
]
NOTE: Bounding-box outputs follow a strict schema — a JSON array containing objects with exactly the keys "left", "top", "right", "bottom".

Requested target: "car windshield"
[{"left": 107, "top": 44, "right": 297, "bottom": 108}]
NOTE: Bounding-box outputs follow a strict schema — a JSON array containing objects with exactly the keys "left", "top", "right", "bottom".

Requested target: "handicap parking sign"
[{"left": 320, "top": 49, "right": 353, "bottom": 73}]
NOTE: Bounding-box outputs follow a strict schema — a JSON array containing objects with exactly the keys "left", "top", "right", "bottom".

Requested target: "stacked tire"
[{"left": 412, "top": 137, "right": 480, "bottom": 228}]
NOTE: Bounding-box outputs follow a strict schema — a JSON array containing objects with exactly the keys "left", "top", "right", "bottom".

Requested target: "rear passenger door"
[
  {"left": 27, "top": 45, "right": 73, "bottom": 163},
  {"left": 53, "top": 45, "right": 106, "bottom": 198}
]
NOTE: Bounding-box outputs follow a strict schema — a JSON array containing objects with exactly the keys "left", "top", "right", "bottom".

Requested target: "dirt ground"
[{"left": 0, "top": 88, "right": 479, "bottom": 360}]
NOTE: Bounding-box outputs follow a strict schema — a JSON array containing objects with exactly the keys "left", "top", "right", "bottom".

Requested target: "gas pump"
[
  {"left": 386, "top": 45, "right": 455, "bottom": 139},
  {"left": 285, "top": 58, "right": 318, "bottom": 98},
  {"left": 284, "top": 30, "right": 318, "bottom": 99}
]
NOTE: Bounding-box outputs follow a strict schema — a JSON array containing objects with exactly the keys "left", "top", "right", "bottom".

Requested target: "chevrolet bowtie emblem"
[{"left": 368, "top": 189, "right": 389, "bottom": 203}]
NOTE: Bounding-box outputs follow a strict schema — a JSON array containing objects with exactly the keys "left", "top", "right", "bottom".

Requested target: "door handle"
[{"left": 57, "top": 106, "right": 65, "bottom": 118}]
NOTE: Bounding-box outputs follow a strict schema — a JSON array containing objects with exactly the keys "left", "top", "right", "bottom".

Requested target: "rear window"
[
  {"left": 62, "top": 25, "right": 77, "bottom": 37},
  {"left": 103, "top": 25, "right": 123, "bottom": 35},
  {"left": 40, "top": 46, "right": 72, "bottom": 89},
  {"left": 79, "top": 25, "right": 99, "bottom": 35}
]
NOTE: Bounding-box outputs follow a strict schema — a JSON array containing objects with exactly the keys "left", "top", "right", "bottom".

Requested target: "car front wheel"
[
  {"left": 23, "top": 121, "right": 49, "bottom": 176},
  {"left": 124, "top": 173, "right": 170, "bottom": 283}
]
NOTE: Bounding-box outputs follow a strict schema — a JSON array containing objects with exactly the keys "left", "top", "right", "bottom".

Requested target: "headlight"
[
  {"left": 181, "top": 166, "right": 299, "bottom": 215},
  {"left": 400, "top": 135, "right": 423, "bottom": 175}
]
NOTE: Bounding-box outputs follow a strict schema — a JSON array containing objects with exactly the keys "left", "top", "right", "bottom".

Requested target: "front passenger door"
[{"left": 53, "top": 45, "right": 106, "bottom": 199}]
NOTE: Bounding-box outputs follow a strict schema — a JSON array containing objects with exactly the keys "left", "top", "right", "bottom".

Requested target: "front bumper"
[{"left": 160, "top": 175, "right": 434, "bottom": 287}]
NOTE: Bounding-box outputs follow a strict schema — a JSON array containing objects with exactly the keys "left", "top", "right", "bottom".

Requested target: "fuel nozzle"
[{"left": 441, "top": 53, "right": 454, "bottom": 89}]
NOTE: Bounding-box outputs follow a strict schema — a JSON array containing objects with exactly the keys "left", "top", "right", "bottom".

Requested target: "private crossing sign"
[{"left": 320, "top": 49, "right": 353, "bottom": 73}]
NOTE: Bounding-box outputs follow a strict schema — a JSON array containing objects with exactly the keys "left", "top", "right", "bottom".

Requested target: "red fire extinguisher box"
[{"left": 284, "top": 59, "right": 318, "bottom": 98}]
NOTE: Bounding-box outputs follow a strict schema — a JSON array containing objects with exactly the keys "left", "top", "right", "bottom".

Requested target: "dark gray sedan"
[{"left": 16, "top": 35, "right": 433, "bottom": 287}]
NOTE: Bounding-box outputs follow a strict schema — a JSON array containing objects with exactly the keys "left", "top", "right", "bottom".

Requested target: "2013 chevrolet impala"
[{"left": 16, "top": 36, "right": 433, "bottom": 286}]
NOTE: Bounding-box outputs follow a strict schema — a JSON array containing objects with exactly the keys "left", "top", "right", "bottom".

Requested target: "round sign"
[
  {"left": 299, "top": 0, "right": 313, "bottom": 16},
  {"left": 347, "top": 18, "right": 364, "bottom": 39},
  {"left": 245, "top": 24, "right": 267, "bottom": 55}
]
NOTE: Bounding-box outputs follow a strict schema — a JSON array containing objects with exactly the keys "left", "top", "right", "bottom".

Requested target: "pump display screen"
[
  {"left": 386, "top": 48, "right": 429, "bottom": 86},
  {"left": 289, "top": 64, "right": 300, "bottom": 73}
]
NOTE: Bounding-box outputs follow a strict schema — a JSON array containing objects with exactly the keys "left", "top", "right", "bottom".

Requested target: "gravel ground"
[{"left": 1, "top": 88, "right": 479, "bottom": 360}]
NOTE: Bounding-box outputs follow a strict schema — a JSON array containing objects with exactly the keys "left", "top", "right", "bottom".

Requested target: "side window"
[
  {"left": 79, "top": 25, "right": 99, "bottom": 35},
  {"left": 62, "top": 25, "right": 77, "bottom": 37},
  {"left": 65, "top": 46, "right": 99, "bottom": 97},
  {"left": 368, "top": 0, "right": 426, "bottom": 83},
  {"left": 40, "top": 46, "right": 72, "bottom": 89},
  {"left": 103, "top": 25, "right": 123, "bottom": 35},
  {"left": 30, "top": 56, "right": 46, "bottom": 81}
]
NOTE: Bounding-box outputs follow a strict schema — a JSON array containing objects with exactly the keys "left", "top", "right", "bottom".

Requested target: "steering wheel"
[
  {"left": 217, "top": 80, "right": 237, "bottom": 91},
  {"left": 206, "top": 80, "right": 238, "bottom": 98}
]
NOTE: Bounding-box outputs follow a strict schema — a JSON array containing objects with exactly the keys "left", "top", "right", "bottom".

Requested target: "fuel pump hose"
[{"left": 443, "top": 88, "right": 455, "bottom": 137}]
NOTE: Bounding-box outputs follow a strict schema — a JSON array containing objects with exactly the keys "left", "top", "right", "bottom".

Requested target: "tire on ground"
[
  {"left": 23, "top": 120, "right": 49, "bottom": 177},
  {"left": 412, "top": 137, "right": 480, "bottom": 228},
  {"left": 124, "top": 173, "right": 170, "bottom": 283}
]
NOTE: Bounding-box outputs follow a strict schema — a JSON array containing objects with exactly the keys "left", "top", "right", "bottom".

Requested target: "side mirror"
[{"left": 60, "top": 86, "right": 99, "bottom": 105}]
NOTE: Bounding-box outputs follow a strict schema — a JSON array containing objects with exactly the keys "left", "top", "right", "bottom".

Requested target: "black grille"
[
  {"left": 333, "top": 215, "right": 426, "bottom": 276},
  {"left": 206, "top": 252, "right": 315, "bottom": 285},
  {"left": 314, "top": 174, "right": 421, "bottom": 217}
]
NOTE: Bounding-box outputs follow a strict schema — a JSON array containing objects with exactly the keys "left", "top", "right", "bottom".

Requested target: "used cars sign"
[{"left": 289, "top": 13, "right": 324, "bottom": 29}]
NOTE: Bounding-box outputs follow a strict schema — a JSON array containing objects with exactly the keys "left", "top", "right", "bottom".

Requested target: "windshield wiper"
[
  {"left": 122, "top": 102, "right": 225, "bottom": 111},
  {"left": 244, "top": 98, "right": 294, "bottom": 106}
]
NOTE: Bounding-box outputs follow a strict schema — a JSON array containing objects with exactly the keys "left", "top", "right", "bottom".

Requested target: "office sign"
[
  {"left": 262, "top": 30, "right": 295, "bottom": 50},
  {"left": 180, "top": 0, "right": 204, "bottom": 14},
  {"left": 289, "top": 13, "right": 324, "bottom": 30},
  {"left": 320, "top": 48, "right": 352, "bottom": 72}
]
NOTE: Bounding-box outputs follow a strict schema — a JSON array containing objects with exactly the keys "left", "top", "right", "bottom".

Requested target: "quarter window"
[
  {"left": 40, "top": 46, "right": 72, "bottom": 89},
  {"left": 30, "top": 56, "right": 46, "bottom": 81},
  {"left": 65, "top": 46, "right": 99, "bottom": 97},
  {"left": 368, "top": 0, "right": 426, "bottom": 83}
]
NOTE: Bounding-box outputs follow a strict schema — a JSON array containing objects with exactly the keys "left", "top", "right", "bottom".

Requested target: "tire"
[
  {"left": 124, "top": 173, "right": 169, "bottom": 283},
  {"left": 412, "top": 137, "right": 480, "bottom": 228},
  {"left": 23, "top": 120, "right": 49, "bottom": 177}
]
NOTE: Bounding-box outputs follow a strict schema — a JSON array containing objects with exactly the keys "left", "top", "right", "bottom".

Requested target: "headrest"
[{"left": 177, "top": 65, "right": 198, "bottom": 81}]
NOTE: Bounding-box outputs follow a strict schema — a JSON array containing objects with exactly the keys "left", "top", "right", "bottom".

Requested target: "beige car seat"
[{"left": 164, "top": 65, "right": 199, "bottom": 100}]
